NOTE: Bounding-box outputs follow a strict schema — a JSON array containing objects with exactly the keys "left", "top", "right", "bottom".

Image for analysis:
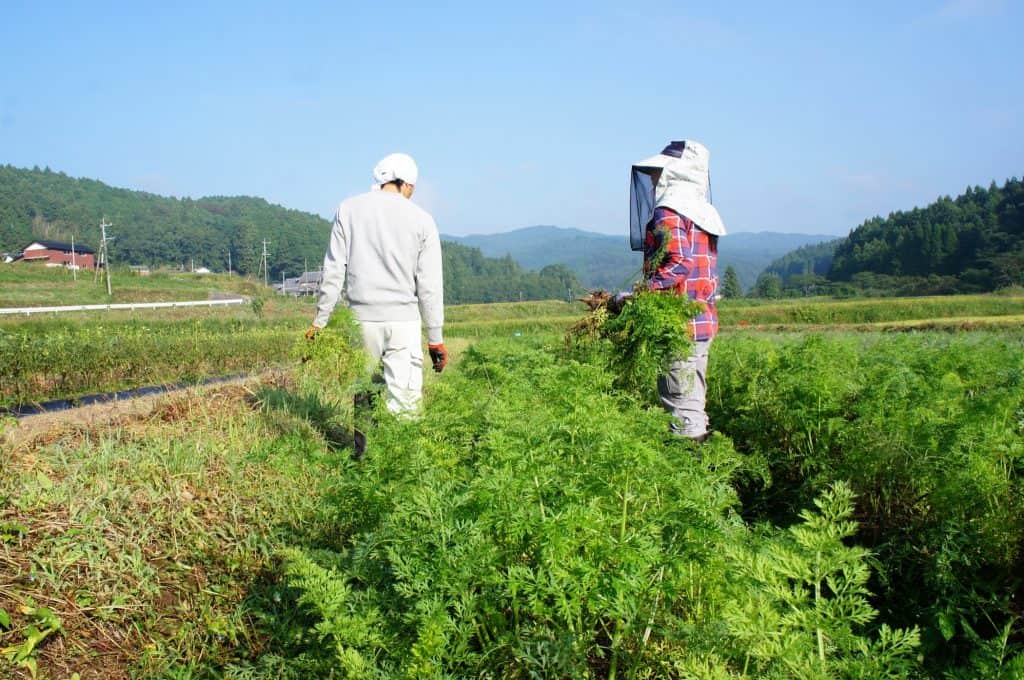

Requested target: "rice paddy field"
[{"left": 1, "top": 272, "right": 1023, "bottom": 678}]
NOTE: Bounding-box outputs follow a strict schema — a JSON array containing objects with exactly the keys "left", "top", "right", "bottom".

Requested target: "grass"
[
  {"left": 444, "top": 300, "right": 584, "bottom": 338},
  {"left": 444, "top": 299, "right": 583, "bottom": 322},
  {"left": 729, "top": 314, "right": 1024, "bottom": 333},
  {"left": 1, "top": 377, "right": 361, "bottom": 678},
  {"left": 718, "top": 293, "right": 1024, "bottom": 325},
  {"left": 0, "top": 266, "right": 273, "bottom": 309}
]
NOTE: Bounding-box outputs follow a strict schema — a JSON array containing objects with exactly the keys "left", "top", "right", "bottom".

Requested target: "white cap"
[{"left": 373, "top": 152, "right": 419, "bottom": 186}]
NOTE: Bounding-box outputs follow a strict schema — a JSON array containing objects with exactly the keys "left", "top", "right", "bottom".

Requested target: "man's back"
[
  {"left": 341, "top": 190, "right": 436, "bottom": 310},
  {"left": 314, "top": 189, "right": 444, "bottom": 340},
  {"left": 309, "top": 151, "right": 447, "bottom": 425}
]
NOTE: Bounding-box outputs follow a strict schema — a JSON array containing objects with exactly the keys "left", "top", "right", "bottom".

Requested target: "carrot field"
[{"left": 1, "top": 293, "right": 1022, "bottom": 678}]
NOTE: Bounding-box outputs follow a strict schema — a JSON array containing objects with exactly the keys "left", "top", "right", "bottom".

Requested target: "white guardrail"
[{"left": 0, "top": 298, "right": 247, "bottom": 316}]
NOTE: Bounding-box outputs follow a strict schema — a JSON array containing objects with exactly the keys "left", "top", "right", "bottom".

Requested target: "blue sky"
[{"left": 2, "top": 0, "right": 1021, "bottom": 236}]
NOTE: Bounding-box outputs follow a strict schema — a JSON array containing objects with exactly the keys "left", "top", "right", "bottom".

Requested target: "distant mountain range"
[{"left": 444, "top": 226, "right": 837, "bottom": 291}]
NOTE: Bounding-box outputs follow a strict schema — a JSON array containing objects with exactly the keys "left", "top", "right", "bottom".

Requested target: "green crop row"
[
  {"left": 709, "top": 331, "right": 1024, "bottom": 675},
  {"left": 0, "top": 319, "right": 301, "bottom": 407},
  {"left": 271, "top": 337, "right": 925, "bottom": 678}
]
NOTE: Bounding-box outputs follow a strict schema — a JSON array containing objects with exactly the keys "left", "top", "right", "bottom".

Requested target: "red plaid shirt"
[{"left": 644, "top": 207, "right": 719, "bottom": 341}]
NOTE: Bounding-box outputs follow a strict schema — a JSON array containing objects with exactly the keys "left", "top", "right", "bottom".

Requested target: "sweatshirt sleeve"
[
  {"left": 416, "top": 217, "right": 445, "bottom": 345},
  {"left": 313, "top": 209, "right": 348, "bottom": 328}
]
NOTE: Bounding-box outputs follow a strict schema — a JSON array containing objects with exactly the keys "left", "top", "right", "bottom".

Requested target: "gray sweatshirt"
[{"left": 314, "top": 190, "right": 444, "bottom": 344}]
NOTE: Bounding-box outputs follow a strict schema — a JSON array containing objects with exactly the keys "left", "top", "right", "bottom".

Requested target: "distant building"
[
  {"left": 194, "top": 267, "right": 212, "bottom": 275},
  {"left": 9, "top": 240, "right": 96, "bottom": 269},
  {"left": 274, "top": 270, "right": 323, "bottom": 296},
  {"left": 296, "top": 270, "right": 322, "bottom": 294}
]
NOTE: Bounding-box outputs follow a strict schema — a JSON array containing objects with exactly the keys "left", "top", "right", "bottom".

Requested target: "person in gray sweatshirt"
[{"left": 307, "top": 152, "right": 447, "bottom": 431}]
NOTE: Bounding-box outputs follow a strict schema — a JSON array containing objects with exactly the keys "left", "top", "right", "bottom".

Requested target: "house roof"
[{"left": 23, "top": 239, "right": 96, "bottom": 254}]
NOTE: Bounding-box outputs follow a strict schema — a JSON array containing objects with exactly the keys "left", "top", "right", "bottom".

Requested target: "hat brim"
[{"left": 631, "top": 153, "right": 672, "bottom": 170}]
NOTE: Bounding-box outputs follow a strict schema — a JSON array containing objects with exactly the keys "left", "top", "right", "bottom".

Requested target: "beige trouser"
[{"left": 359, "top": 320, "right": 424, "bottom": 415}]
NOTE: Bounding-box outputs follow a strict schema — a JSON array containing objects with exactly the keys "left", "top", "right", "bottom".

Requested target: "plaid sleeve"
[
  {"left": 644, "top": 206, "right": 719, "bottom": 341},
  {"left": 645, "top": 208, "right": 693, "bottom": 292}
]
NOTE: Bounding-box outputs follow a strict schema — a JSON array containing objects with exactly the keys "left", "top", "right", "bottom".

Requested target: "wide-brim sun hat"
[{"left": 629, "top": 140, "right": 725, "bottom": 250}]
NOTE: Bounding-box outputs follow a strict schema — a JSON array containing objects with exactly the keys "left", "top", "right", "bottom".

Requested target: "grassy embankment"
[
  {"left": 2, "top": 284, "right": 1023, "bottom": 676},
  {"left": 0, "top": 266, "right": 268, "bottom": 308},
  {"left": 445, "top": 293, "right": 1024, "bottom": 336},
  {"left": 719, "top": 291, "right": 1024, "bottom": 330}
]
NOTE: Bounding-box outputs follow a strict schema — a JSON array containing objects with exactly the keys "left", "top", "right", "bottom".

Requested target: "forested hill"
[
  {"left": 0, "top": 164, "right": 329, "bottom": 278},
  {"left": 0, "top": 165, "right": 580, "bottom": 303},
  {"left": 442, "top": 242, "right": 579, "bottom": 304},
  {"left": 757, "top": 239, "right": 844, "bottom": 295},
  {"left": 446, "top": 226, "right": 637, "bottom": 291},
  {"left": 828, "top": 177, "right": 1024, "bottom": 292}
]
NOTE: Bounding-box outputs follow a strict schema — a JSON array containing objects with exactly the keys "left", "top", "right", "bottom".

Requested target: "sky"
[{"left": 1, "top": 0, "right": 1021, "bottom": 237}]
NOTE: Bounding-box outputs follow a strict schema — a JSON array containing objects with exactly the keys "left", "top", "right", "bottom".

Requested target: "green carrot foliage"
[
  {"left": 568, "top": 290, "right": 704, "bottom": 399},
  {"left": 277, "top": 337, "right": 921, "bottom": 678}
]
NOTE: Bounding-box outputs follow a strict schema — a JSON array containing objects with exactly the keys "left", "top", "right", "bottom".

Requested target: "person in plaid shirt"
[
  {"left": 630, "top": 141, "right": 726, "bottom": 441},
  {"left": 644, "top": 206, "right": 719, "bottom": 340}
]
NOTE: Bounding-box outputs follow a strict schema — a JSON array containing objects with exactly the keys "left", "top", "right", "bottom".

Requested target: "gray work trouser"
[{"left": 657, "top": 339, "right": 712, "bottom": 438}]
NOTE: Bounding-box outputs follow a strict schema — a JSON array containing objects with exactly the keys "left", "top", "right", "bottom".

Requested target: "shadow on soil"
[{"left": 252, "top": 386, "right": 357, "bottom": 451}]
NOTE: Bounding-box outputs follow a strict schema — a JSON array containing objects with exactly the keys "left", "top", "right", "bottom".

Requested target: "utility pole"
[
  {"left": 71, "top": 234, "right": 77, "bottom": 282},
  {"left": 96, "top": 218, "right": 114, "bottom": 296},
  {"left": 259, "top": 239, "right": 270, "bottom": 287},
  {"left": 227, "top": 249, "right": 232, "bottom": 275}
]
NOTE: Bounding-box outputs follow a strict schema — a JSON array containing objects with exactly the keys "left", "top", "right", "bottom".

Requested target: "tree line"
[
  {"left": 750, "top": 177, "right": 1023, "bottom": 297},
  {"left": 0, "top": 165, "right": 328, "bottom": 278}
]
